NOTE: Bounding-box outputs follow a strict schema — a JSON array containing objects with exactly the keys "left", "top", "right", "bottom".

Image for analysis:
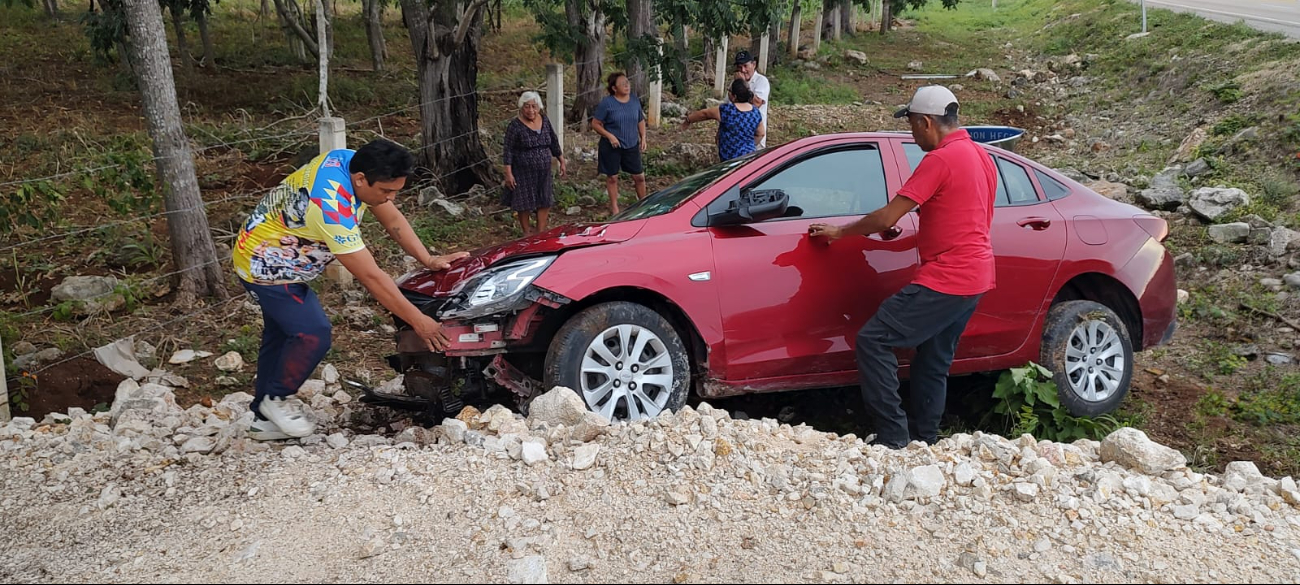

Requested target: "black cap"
[{"left": 734, "top": 50, "right": 756, "bottom": 67}]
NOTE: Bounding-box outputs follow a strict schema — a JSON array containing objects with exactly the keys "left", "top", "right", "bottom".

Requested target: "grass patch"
[
  {"left": 1188, "top": 340, "right": 1248, "bottom": 380},
  {"left": 768, "top": 67, "right": 860, "bottom": 105}
]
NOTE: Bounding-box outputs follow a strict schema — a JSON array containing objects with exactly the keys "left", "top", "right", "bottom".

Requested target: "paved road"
[{"left": 1133, "top": 0, "right": 1300, "bottom": 37}]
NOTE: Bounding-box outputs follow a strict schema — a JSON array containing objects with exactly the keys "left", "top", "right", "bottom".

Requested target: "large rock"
[
  {"left": 417, "top": 185, "right": 444, "bottom": 207},
  {"left": 1223, "top": 461, "right": 1267, "bottom": 493},
  {"left": 1169, "top": 127, "right": 1208, "bottom": 163},
  {"left": 966, "top": 68, "right": 1002, "bottom": 83},
  {"left": 431, "top": 198, "right": 465, "bottom": 218},
  {"left": 521, "top": 440, "right": 549, "bottom": 466},
  {"left": 661, "top": 102, "right": 688, "bottom": 118},
  {"left": 905, "top": 465, "right": 946, "bottom": 499},
  {"left": 1207, "top": 223, "right": 1250, "bottom": 244},
  {"left": 1136, "top": 167, "right": 1186, "bottom": 211},
  {"left": 12, "top": 347, "right": 63, "bottom": 370},
  {"left": 50, "top": 275, "right": 124, "bottom": 314},
  {"left": 572, "top": 444, "right": 600, "bottom": 470},
  {"left": 1267, "top": 227, "right": 1300, "bottom": 257},
  {"left": 660, "top": 143, "right": 716, "bottom": 170},
  {"left": 843, "top": 49, "right": 868, "bottom": 65},
  {"left": 527, "top": 387, "right": 592, "bottom": 428},
  {"left": 1189, "top": 187, "right": 1250, "bottom": 222},
  {"left": 1184, "top": 158, "right": 1211, "bottom": 178},
  {"left": 1100, "top": 427, "right": 1187, "bottom": 475},
  {"left": 507, "top": 555, "right": 549, "bottom": 584},
  {"left": 215, "top": 351, "right": 245, "bottom": 372},
  {"left": 109, "top": 380, "right": 182, "bottom": 428},
  {"left": 1087, "top": 180, "right": 1133, "bottom": 204}
]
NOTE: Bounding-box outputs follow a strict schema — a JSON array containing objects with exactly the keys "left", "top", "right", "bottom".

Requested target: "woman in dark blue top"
[
  {"left": 591, "top": 72, "right": 647, "bottom": 215},
  {"left": 682, "top": 79, "right": 766, "bottom": 161}
]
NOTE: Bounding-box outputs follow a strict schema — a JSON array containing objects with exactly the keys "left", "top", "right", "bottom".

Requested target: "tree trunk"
[
  {"left": 43, "top": 0, "right": 58, "bottom": 18},
  {"left": 170, "top": 4, "right": 194, "bottom": 73},
  {"left": 197, "top": 8, "right": 215, "bottom": 66},
  {"left": 702, "top": 36, "right": 714, "bottom": 85},
  {"left": 261, "top": 0, "right": 269, "bottom": 19},
  {"left": 840, "top": 0, "right": 853, "bottom": 36},
  {"left": 671, "top": 21, "right": 688, "bottom": 96},
  {"left": 880, "top": 0, "right": 890, "bottom": 34},
  {"left": 787, "top": 3, "right": 801, "bottom": 59},
  {"left": 116, "top": 38, "right": 136, "bottom": 77},
  {"left": 363, "top": 0, "right": 386, "bottom": 71},
  {"left": 766, "top": 20, "right": 779, "bottom": 70},
  {"left": 400, "top": 0, "right": 497, "bottom": 193},
  {"left": 626, "top": 0, "right": 655, "bottom": 101},
  {"left": 317, "top": 0, "right": 334, "bottom": 63},
  {"left": 568, "top": 0, "right": 605, "bottom": 124},
  {"left": 273, "top": 0, "right": 319, "bottom": 60},
  {"left": 120, "top": 0, "right": 227, "bottom": 304}
]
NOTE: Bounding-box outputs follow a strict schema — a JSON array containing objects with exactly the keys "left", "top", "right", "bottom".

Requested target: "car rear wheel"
[
  {"left": 544, "top": 302, "right": 691, "bottom": 421},
  {"left": 1040, "top": 300, "right": 1134, "bottom": 417}
]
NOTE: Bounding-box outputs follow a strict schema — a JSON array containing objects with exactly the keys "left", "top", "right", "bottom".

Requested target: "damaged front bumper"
[
  {"left": 394, "top": 285, "right": 571, "bottom": 357},
  {"left": 381, "top": 285, "right": 570, "bottom": 416}
]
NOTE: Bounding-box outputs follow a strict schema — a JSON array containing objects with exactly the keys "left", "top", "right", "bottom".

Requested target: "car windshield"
[{"left": 608, "top": 151, "right": 760, "bottom": 221}]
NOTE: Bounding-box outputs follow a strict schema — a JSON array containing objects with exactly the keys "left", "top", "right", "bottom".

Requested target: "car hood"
[{"left": 396, "top": 220, "right": 645, "bottom": 297}]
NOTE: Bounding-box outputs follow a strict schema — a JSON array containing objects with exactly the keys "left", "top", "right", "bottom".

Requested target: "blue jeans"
[{"left": 240, "top": 281, "right": 332, "bottom": 420}]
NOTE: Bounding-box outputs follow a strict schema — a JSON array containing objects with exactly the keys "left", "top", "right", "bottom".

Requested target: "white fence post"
[
  {"left": 714, "top": 36, "right": 729, "bottom": 98},
  {"left": 319, "top": 117, "right": 353, "bottom": 287},
  {"left": 758, "top": 32, "right": 770, "bottom": 74},
  {"left": 648, "top": 44, "right": 663, "bottom": 127},
  {"left": 546, "top": 63, "right": 565, "bottom": 152},
  {"left": 1, "top": 337, "right": 10, "bottom": 423},
  {"left": 812, "top": 10, "right": 823, "bottom": 55}
]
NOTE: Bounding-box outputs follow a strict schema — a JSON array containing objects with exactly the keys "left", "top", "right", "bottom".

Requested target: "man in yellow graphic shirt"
[{"left": 232, "top": 139, "right": 466, "bottom": 441}]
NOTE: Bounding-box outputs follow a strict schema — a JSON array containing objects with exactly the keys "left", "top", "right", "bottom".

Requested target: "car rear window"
[{"left": 1035, "top": 169, "right": 1072, "bottom": 200}]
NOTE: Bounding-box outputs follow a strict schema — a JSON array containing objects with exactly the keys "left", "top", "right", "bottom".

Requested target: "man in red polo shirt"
[{"left": 810, "top": 85, "right": 998, "bottom": 448}]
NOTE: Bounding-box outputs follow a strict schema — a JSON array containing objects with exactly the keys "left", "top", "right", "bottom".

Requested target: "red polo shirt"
[{"left": 896, "top": 129, "right": 998, "bottom": 296}]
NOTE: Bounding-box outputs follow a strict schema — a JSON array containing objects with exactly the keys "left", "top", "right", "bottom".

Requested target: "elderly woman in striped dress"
[{"left": 502, "top": 91, "right": 568, "bottom": 235}]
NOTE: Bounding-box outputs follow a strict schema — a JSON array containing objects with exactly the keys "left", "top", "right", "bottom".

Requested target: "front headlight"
[{"left": 441, "top": 256, "right": 555, "bottom": 319}]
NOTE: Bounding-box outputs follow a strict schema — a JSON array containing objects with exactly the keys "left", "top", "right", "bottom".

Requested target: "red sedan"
[{"left": 385, "top": 132, "right": 1178, "bottom": 422}]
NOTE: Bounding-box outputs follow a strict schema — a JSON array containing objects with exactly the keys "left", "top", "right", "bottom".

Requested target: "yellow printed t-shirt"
[{"left": 233, "top": 150, "right": 368, "bottom": 285}]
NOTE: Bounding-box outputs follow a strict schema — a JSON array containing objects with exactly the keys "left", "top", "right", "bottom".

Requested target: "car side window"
[
  {"left": 1035, "top": 169, "right": 1072, "bottom": 201},
  {"left": 903, "top": 142, "right": 1010, "bottom": 206},
  {"left": 996, "top": 158, "right": 1041, "bottom": 205},
  {"left": 750, "top": 147, "right": 888, "bottom": 219}
]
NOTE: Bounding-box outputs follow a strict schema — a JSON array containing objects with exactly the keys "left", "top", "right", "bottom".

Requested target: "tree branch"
[
  {"left": 452, "top": 0, "right": 491, "bottom": 47},
  {"left": 272, "top": 0, "right": 320, "bottom": 56}
]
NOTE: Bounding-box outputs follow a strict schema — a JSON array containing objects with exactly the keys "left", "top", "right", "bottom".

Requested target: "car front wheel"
[
  {"left": 1040, "top": 300, "right": 1135, "bottom": 417},
  {"left": 544, "top": 302, "right": 691, "bottom": 421}
]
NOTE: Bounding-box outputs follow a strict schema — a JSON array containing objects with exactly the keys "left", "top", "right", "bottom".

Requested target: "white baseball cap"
[{"left": 893, "top": 85, "right": 960, "bottom": 118}]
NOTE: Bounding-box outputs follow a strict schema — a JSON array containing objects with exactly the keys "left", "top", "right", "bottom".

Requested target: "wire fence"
[{"left": 2, "top": 42, "right": 721, "bottom": 396}]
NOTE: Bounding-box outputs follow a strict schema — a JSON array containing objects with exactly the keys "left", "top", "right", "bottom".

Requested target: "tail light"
[{"left": 1133, "top": 214, "right": 1169, "bottom": 242}]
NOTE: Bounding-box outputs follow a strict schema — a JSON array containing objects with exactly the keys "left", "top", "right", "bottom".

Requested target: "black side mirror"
[{"left": 709, "top": 188, "right": 790, "bottom": 227}]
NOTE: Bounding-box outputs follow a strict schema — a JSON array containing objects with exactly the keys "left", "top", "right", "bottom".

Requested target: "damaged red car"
[{"left": 376, "top": 131, "right": 1178, "bottom": 422}]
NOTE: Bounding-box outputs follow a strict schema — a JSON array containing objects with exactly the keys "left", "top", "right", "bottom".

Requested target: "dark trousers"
[
  {"left": 857, "top": 284, "right": 982, "bottom": 448},
  {"left": 240, "top": 281, "right": 332, "bottom": 420}
]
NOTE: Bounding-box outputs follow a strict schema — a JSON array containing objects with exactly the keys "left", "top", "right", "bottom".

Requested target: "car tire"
[
  {"left": 1040, "top": 300, "right": 1134, "bottom": 417},
  {"left": 544, "top": 302, "right": 691, "bottom": 421}
]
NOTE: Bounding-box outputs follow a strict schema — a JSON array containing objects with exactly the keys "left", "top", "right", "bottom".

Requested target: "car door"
[
  {"left": 707, "top": 142, "right": 920, "bottom": 383},
  {"left": 897, "top": 143, "right": 1067, "bottom": 359}
]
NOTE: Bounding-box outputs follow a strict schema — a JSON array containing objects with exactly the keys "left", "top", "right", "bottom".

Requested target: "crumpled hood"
[{"left": 396, "top": 220, "right": 645, "bottom": 297}]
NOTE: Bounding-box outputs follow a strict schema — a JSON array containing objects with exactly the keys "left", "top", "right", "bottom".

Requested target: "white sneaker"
[
  {"left": 248, "top": 418, "right": 293, "bottom": 441},
  {"left": 258, "top": 397, "right": 316, "bottom": 438}
]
